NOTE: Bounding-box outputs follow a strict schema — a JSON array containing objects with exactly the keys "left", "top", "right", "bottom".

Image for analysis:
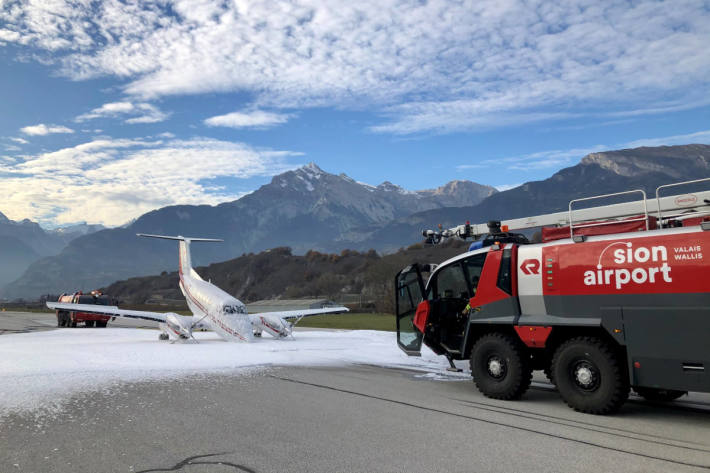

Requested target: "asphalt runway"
[{"left": 2, "top": 311, "right": 710, "bottom": 473}]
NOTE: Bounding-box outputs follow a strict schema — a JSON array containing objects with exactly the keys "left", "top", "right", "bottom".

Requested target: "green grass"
[
  {"left": 1, "top": 307, "right": 396, "bottom": 331},
  {"left": 294, "top": 312, "right": 395, "bottom": 331}
]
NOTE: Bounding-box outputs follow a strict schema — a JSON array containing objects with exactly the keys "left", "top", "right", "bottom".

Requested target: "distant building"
[{"left": 246, "top": 298, "right": 339, "bottom": 314}]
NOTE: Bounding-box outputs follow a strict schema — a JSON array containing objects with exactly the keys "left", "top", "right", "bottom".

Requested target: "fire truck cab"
[{"left": 396, "top": 179, "right": 710, "bottom": 414}]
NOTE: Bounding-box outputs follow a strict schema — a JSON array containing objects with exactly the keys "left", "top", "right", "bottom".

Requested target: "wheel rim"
[
  {"left": 486, "top": 355, "right": 507, "bottom": 379},
  {"left": 571, "top": 359, "right": 600, "bottom": 392}
]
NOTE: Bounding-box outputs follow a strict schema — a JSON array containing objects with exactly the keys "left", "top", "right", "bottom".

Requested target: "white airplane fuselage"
[
  {"left": 177, "top": 238, "right": 254, "bottom": 342},
  {"left": 179, "top": 269, "right": 253, "bottom": 342}
]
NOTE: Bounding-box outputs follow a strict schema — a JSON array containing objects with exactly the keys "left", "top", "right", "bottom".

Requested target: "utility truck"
[
  {"left": 55, "top": 291, "right": 112, "bottom": 327},
  {"left": 395, "top": 178, "right": 710, "bottom": 414}
]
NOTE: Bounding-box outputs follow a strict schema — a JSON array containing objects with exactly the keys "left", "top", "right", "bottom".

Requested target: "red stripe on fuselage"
[{"left": 179, "top": 249, "right": 246, "bottom": 341}]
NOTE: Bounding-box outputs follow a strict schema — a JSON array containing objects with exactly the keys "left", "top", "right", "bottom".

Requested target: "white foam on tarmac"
[{"left": 0, "top": 328, "right": 456, "bottom": 415}]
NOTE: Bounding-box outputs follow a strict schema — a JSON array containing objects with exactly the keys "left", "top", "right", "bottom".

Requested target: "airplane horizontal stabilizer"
[{"left": 137, "top": 233, "right": 223, "bottom": 242}]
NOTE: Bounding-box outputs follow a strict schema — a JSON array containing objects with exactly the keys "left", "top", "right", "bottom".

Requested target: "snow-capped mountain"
[
  {"left": 2, "top": 165, "right": 495, "bottom": 298},
  {"left": 50, "top": 222, "right": 106, "bottom": 240}
]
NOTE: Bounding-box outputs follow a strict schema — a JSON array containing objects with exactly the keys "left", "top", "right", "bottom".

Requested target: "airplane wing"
[
  {"left": 250, "top": 305, "right": 349, "bottom": 322},
  {"left": 47, "top": 302, "right": 168, "bottom": 324}
]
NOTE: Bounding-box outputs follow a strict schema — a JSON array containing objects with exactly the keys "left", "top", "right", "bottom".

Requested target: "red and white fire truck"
[
  {"left": 395, "top": 178, "right": 710, "bottom": 414},
  {"left": 55, "top": 291, "right": 113, "bottom": 328}
]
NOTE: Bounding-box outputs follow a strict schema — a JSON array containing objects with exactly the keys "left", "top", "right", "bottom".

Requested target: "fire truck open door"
[{"left": 395, "top": 264, "right": 426, "bottom": 356}]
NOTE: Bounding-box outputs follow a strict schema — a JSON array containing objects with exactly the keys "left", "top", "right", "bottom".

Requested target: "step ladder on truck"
[{"left": 395, "top": 178, "right": 710, "bottom": 414}]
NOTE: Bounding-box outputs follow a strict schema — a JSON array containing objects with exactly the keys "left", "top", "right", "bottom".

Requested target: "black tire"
[
  {"left": 634, "top": 387, "right": 686, "bottom": 402},
  {"left": 470, "top": 333, "right": 532, "bottom": 400},
  {"left": 158, "top": 333, "right": 169, "bottom": 341},
  {"left": 96, "top": 321, "right": 107, "bottom": 328},
  {"left": 552, "top": 337, "right": 629, "bottom": 414},
  {"left": 85, "top": 320, "right": 95, "bottom": 328},
  {"left": 57, "top": 313, "right": 63, "bottom": 327},
  {"left": 544, "top": 366, "right": 555, "bottom": 385}
]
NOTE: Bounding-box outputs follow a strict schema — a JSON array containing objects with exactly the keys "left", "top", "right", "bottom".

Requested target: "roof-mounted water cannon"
[{"left": 423, "top": 223, "right": 453, "bottom": 245}]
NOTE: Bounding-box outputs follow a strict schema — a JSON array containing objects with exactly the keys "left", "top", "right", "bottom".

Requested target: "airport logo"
[
  {"left": 583, "top": 242, "right": 672, "bottom": 290},
  {"left": 520, "top": 259, "right": 540, "bottom": 275}
]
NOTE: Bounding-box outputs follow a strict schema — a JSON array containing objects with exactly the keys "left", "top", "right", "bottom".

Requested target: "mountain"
[
  {"left": 0, "top": 213, "right": 66, "bottom": 293},
  {"left": 1, "top": 164, "right": 495, "bottom": 299},
  {"left": 361, "top": 144, "right": 710, "bottom": 251},
  {"left": 0, "top": 212, "right": 65, "bottom": 256},
  {"left": 50, "top": 222, "right": 106, "bottom": 243},
  {"left": 6, "top": 144, "right": 709, "bottom": 300},
  {"left": 0, "top": 212, "right": 107, "bottom": 297},
  {"left": 0, "top": 235, "right": 40, "bottom": 288}
]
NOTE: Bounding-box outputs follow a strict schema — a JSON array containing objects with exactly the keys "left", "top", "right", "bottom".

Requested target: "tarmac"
[{"left": 2, "top": 311, "right": 710, "bottom": 473}]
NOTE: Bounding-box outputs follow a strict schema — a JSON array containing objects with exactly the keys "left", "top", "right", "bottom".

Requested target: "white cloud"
[
  {"left": 76, "top": 102, "right": 169, "bottom": 124},
  {"left": 455, "top": 164, "right": 488, "bottom": 171},
  {"left": 621, "top": 129, "right": 710, "bottom": 149},
  {"left": 20, "top": 124, "right": 74, "bottom": 136},
  {"left": 9, "top": 137, "right": 28, "bottom": 144},
  {"left": 0, "top": 137, "right": 298, "bottom": 227},
  {"left": 495, "top": 183, "right": 522, "bottom": 192},
  {"left": 1, "top": 1, "right": 708, "bottom": 134},
  {"left": 484, "top": 129, "right": 710, "bottom": 173},
  {"left": 204, "top": 110, "right": 292, "bottom": 129},
  {"left": 0, "top": 28, "right": 20, "bottom": 43}
]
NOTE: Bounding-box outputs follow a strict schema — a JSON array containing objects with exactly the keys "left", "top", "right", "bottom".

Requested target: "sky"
[{"left": 0, "top": 0, "right": 709, "bottom": 228}]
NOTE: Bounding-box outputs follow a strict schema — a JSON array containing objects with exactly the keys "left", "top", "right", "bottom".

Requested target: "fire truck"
[
  {"left": 55, "top": 291, "right": 113, "bottom": 328},
  {"left": 395, "top": 178, "right": 710, "bottom": 414}
]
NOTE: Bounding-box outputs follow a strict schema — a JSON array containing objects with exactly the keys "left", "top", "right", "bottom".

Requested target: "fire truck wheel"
[
  {"left": 544, "top": 366, "right": 555, "bottom": 384},
  {"left": 552, "top": 337, "right": 629, "bottom": 414},
  {"left": 85, "top": 320, "right": 95, "bottom": 328},
  {"left": 96, "top": 321, "right": 107, "bottom": 328},
  {"left": 633, "top": 387, "right": 686, "bottom": 402},
  {"left": 470, "top": 333, "right": 532, "bottom": 400}
]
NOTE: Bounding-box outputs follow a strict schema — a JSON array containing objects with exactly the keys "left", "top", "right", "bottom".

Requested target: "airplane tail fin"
[{"left": 137, "top": 234, "right": 223, "bottom": 278}]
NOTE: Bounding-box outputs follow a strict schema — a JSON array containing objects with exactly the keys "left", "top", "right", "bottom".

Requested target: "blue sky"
[{"left": 1, "top": 0, "right": 709, "bottom": 228}]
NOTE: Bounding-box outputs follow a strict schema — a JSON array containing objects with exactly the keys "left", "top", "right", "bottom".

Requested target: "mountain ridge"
[
  {"left": 3, "top": 144, "right": 709, "bottom": 300},
  {"left": 2, "top": 166, "right": 495, "bottom": 299}
]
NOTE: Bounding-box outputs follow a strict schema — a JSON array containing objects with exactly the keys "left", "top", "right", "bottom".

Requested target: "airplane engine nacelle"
[
  {"left": 252, "top": 314, "right": 291, "bottom": 338},
  {"left": 164, "top": 312, "right": 192, "bottom": 340}
]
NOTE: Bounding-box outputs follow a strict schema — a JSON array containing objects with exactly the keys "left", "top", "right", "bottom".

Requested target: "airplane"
[{"left": 47, "top": 234, "right": 349, "bottom": 343}]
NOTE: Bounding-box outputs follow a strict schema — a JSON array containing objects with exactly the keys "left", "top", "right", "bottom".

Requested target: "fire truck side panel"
[
  {"left": 623, "top": 304, "right": 710, "bottom": 391},
  {"left": 516, "top": 245, "right": 546, "bottom": 315},
  {"left": 467, "top": 248, "right": 520, "bottom": 322},
  {"left": 514, "top": 227, "right": 710, "bottom": 391}
]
